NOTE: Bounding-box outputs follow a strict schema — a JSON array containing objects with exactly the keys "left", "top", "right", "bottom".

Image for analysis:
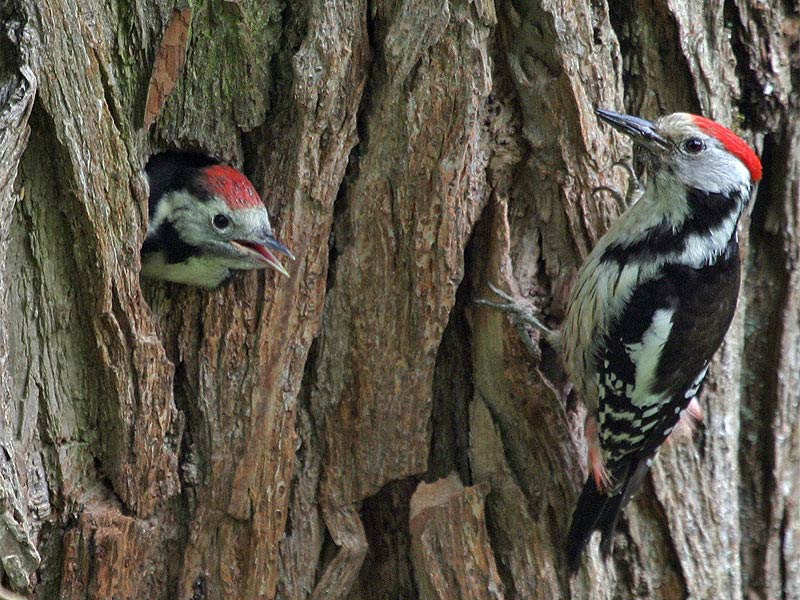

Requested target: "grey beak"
[
  {"left": 263, "top": 232, "right": 295, "bottom": 261},
  {"left": 595, "top": 108, "right": 669, "bottom": 149}
]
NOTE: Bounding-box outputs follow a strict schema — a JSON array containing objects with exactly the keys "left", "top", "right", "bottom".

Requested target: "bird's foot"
[
  {"left": 679, "top": 397, "right": 704, "bottom": 432},
  {"left": 665, "top": 397, "right": 705, "bottom": 446},
  {"left": 593, "top": 159, "right": 643, "bottom": 206},
  {"left": 474, "top": 283, "right": 558, "bottom": 355}
]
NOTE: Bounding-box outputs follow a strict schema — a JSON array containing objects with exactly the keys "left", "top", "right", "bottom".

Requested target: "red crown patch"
[
  {"left": 202, "top": 165, "right": 263, "bottom": 208},
  {"left": 691, "top": 115, "right": 762, "bottom": 182}
]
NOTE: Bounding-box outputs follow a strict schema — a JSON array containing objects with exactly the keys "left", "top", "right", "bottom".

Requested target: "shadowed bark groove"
[{"left": 0, "top": 1, "right": 796, "bottom": 599}]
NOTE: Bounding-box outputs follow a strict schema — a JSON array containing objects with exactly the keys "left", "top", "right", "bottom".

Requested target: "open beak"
[
  {"left": 595, "top": 108, "right": 670, "bottom": 150},
  {"left": 230, "top": 233, "right": 295, "bottom": 277}
]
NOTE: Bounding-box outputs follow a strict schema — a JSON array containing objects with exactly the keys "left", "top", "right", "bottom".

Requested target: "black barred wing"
[
  {"left": 597, "top": 291, "right": 684, "bottom": 476},
  {"left": 597, "top": 241, "right": 740, "bottom": 479}
]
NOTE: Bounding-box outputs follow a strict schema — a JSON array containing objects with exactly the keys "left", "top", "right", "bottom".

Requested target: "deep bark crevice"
[
  {"left": 722, "top": 0, "right": 762, "bottom": 127},
  {"left": 740, "top": 129, "right": 787, "bottom": 597},
  {"left": 347, "top": 477, "right": 418, "bottom": 600},
  {"left": 607, "top": 0, "right": 699, "bottom": 114},
  {"left": 427, "top": 261, "right": 474, "bottom": 485}
]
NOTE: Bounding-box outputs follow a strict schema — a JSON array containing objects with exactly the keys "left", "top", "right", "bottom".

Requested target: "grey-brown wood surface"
[{"left": 0, "top": 0, "right": 797, "bottom": 598}]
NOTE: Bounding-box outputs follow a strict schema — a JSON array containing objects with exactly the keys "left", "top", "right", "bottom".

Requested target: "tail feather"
[
  {"left": 566, "top": 455, "right": 653, "bottom": 572},
  {"left": 566, "top": 476, "right": 614, "bottom": 572},
  {"left": 597, "top": 492, "right": 625, "bottom": 556}
]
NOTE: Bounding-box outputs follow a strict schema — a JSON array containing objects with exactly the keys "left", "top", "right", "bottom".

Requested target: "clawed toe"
[
  {"left": 593, "top": 159, "right": 643, "bottom": 206},
  {"left": 474, "top": 282, "right": 560, "bottom": 352},
  {"left": 592, "top": 185, "right": 624, "bottom": 204}
]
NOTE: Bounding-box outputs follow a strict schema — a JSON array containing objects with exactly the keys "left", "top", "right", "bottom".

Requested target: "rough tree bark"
[{"left": 0, "top": 0, "right": 797, "bottom": 599}]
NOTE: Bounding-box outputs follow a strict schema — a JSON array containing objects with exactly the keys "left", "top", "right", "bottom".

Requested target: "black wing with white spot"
[
  {"left": 600, "top": 236, "right": 740, "bottom": 472},
  {"left": 596, "top": 275, "right": 681, "bottom": 473}
]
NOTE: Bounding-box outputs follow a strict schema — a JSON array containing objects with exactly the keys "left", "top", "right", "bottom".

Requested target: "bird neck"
[
  {"left": 648, "top": 172, "right": 748, "bottom": 265},
  {"left": 600, "top": 174, "right": 748, "bottom": 269}
]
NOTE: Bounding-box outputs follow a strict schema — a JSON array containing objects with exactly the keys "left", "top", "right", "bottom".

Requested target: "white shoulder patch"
[{"left": 624, "top": 307, "right": 674, "bottom": 407}]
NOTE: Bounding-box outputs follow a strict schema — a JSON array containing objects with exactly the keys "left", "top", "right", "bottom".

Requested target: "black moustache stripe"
[
  {"left": 601, "top": 187, "right": 743, "bottom": 264},
  {"left": 142, "top": 220, "right": 202, "bottom": 264}
]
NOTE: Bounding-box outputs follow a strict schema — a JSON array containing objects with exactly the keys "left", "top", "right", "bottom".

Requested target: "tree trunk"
[{"left": 1, "top": 0, "right": 797, "bottom": 599}]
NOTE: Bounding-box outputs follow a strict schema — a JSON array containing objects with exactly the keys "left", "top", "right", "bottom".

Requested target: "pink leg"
[
  {"left": 678, "top": 397, "right": 704, "bottom": 432},
  {"left": 666, "top": 397, "right": 705, "bottom": 445},
  {"left": 686, "top": 397, "right": 704, "bottom": 423},
  {"left": 586, "top": 414, "right": 612, "bottom": 493}
]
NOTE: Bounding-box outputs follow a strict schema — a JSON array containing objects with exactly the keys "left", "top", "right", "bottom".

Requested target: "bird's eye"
[
  {"left": 212, "top": 213, "right": 231, "bottom": 230},
  {"left": 683, "top": 138, "right": 705, "bottom": 154}
]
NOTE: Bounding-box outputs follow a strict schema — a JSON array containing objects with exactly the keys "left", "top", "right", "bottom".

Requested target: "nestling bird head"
[
  {"left": 156, "top": 164, "right": 293, "bottom": 274},
  {"left": 595, "top": 108, "right": 762, "bottom": 195},
  {"left": 142, "top": 152, "right": 295, "bottom": 288}
]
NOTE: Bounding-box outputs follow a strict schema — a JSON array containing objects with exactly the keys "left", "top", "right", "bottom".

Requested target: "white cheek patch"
[
  {"left": 149, "top": 190, "right": 193, "bottom": 234},
  {"left": 148, "top": 191, "right": 219, "bottom": 246},
  {"left": 677, "top": 147, "right": 752, "bottom": 194}
]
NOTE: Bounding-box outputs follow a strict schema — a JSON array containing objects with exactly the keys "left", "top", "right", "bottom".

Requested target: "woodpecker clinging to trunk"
[
  {"left": 479, "top": 109, "right": 762, "bottom": 571},
  {"left": 141, "top": 152, "right": 294, "bottom": 288},
  {"left": 562, "top": 109, "right": 761, "bottom": 570}
]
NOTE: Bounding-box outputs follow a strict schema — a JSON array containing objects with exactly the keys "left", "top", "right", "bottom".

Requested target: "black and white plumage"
[
  {"left": 141, "top": 151, "right": 294, "bottom": 289},
  {"left": 563, "top": 110, "right": 762, "bottom": 571}
]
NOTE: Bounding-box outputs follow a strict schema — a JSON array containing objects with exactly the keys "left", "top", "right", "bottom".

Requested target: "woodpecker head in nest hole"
[{"left": 141, "top": 152, "right": 295, "bottom": 289}]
